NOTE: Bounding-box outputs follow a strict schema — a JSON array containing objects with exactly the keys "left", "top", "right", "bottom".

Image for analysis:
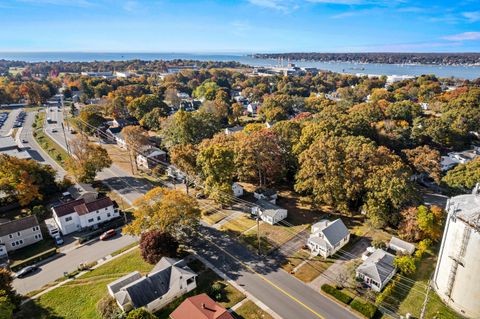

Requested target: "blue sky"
[{"left": 0, "top": 0, "right": 479, "bottom": 52}]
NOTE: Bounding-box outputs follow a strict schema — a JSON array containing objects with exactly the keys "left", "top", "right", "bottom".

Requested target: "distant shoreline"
[{"left": 250, "top": 52, "right": 480, "bottom": 67}]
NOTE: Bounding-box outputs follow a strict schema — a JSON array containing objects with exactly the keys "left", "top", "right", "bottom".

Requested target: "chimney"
[{"left": 202, "top": 303, "right": 206, "bottom": 309}]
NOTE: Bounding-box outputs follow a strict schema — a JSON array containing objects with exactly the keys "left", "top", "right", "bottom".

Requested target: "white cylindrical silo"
[{"left": 433, "top": 192, "right": 480, "bottom": 319}]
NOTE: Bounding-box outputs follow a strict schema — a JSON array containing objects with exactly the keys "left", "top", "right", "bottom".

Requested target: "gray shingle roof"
[
  {"left": 107, "top": 271, "right": 142, "bottom": 295},
  {"left": 0, "top": 216, "right": 39, "bottom": 237},
  {"left": 389, "top": 236, "right": 415, "bottom": 255},
  {"left": 321, "top": 219, "right": 349, "bottom": 247},
  {"left": 357, "top": 249, "right": 396, "bottom": 285}
]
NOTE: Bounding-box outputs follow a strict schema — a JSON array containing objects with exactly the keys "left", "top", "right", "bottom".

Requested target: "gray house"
[
  {"left": 0, "top": 216, "right": 43, "bottom": 259},
  {"left": 107, "top": 257, "right": 197, "bottom": 313},
  {"left": 356, "top": 249, "right": 396, "bottom": 292}
]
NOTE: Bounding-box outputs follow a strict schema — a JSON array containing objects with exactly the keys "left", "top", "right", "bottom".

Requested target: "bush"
[
  {"left": 11, "top": 248, "right": 57, "bottom": 272},
  {"left": 97, "top": 296, "right": 124, "bottom": 319},
  {"left": 350, "top": 299, "right": 377, "bottom": 318},
  {"left": 126, "top": 308, "right": 157, "bottom": 319},
  {"left": 321, "top": 284, "right": 353, "bottom": 305}
]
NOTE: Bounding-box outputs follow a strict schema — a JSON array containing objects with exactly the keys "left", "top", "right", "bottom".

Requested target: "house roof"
[
  {"left": 111, "top": 257, "right": 196, "bottom": 309},
  {"left": 0, "top": 216, "right": 39, "bottom": 237},
  {"left": 256, "top": 199, "right": 286, "bottom": 218},
  {"left": 389, "top": 236, "right": 415, "bottom": 255},
  {"left": 170, "top": 293, "right": 234, "bottom": 319},
  {"left": 320, "top": 219, "right": 349, "bottom": 247},
  {"left": 107, "top": 271, "right": 142, "bottom": 295},
  {"left": 357, "top": 249, "right": 396, "bottom": 285},
  {"left": 73, "top": 197, "right": 113, "bottom": 216},
  {"left": 53, "top": 197, "right": 113, "bottom": 217},
  {"left": 254, "top": 187, "right": 277, "bottom": 197},
  {"left": 308, "top": 236, "right": 328, "bottom": 249}
]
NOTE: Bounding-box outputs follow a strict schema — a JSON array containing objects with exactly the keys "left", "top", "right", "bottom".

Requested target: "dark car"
[
  {"left": 16, "top": 265, "right": 39, "bottom": 278},
  {"left": 100, "top": 229, "right": 116, "bottom": 240}
]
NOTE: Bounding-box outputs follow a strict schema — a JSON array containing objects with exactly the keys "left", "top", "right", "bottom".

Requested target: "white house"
[
  {"left": 106, "top": 127, "right": 127, "bottom": 149},
  {"left": 107, "top": 257, "right": 197, "bottom": 313},
  {"left": 136, "top": 146, "right": 166, "bottom": 170},
  {"left": 232, "top": 182, "right": 244, "bottom": 197},
  {"left": 307, "top": 219, "right": 350, "bottom": 258},
  {"left": 251, "top": 199, "right": 287, "bottom": 225},
  {"left": 247, "top": 102, "right": 260, "bottom": 115},
  {"left": 253, "top": 188, "right": 278, "bottom": 204},
  {"left": 167, "top": 165, "right": 187, "bottom": 181},
  {"left": 0, "top": 216, "right": 43, "bottom": 258},
  {"left": 51, "top": 197, "right": 119, "bottom": 235},
  {"left": 356, "top": 249, "right": 396, "bottom": 292},
  {"left": 441, "top": 149, "right": 479, "bottom": 172},
  {"left": 388, "top": 236, "right": 415, "bottom": 255}
]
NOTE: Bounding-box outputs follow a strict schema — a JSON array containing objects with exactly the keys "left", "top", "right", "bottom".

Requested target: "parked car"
[
  {"left": 195, "top": 192, "right": 206, "bottom": 199},
  {"left": 22, "top": 139, "right": 28, "bottom": 143},
  {"left": 100, "top": 229, "right": 116, "bottom": 240},
  {"left": 15, "top": 265, "right": 39, "bottom": 278},
  {"left": 54, "top": 235, "right": 64, "bottom": 245},
  {"left": 51, "top": 128, "right": 58, "bottom": 133}
]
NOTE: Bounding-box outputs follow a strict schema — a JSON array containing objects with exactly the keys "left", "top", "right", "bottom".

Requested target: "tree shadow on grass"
[{"left": 15, "top": 300, "right": 64, "bottom": 319}]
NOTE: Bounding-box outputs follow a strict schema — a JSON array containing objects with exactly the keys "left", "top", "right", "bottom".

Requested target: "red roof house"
[{"left": 170, "top": 293, "right": 234, "bottom": 319}]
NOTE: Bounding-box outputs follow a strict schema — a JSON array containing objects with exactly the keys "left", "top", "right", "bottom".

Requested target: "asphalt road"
[
  {"left": 194, "top": 226, "right": 359, "bottom": 319},
  {"left": 13, "top": 233, "right": 136, "bottom": 295}
]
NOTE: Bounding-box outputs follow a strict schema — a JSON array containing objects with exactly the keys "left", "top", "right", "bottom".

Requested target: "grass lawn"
[
  {"left": 282, "top": 250, "right": 311, "bottom": 273},
  {"left": 293, "top": 256, "right": 335, "bottom": 283},
  {"left": 233, "top": 300, "right": 274, "bottom": 319},
  {"left": 9, "top": 239, "right": 56, "bottom": 267},
  {"left": 220, "top": 214, "right": 257, "bottom": 233},
  {"left": 17, "top": 249, "right": 245, "bottom": 319},
  {"left": 252, "top": 222, "right": 309, "bottom": 247},
  {"left": 33, "top": 112, "right": 69, "bottom": 166},
  {"left": 202, "top": 209, "right": 227, "bottom": 225},
  {"left": 379, "top": 251, "right": 464, "bottom": 319}
]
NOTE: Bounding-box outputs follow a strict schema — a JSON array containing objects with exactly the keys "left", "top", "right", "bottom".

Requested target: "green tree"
[
  {"left": 77, "top": 105, "right": 105, "bottom": 135},
  {"left": 259, "top": 94, "right": 296, "bottom": 122},
  {"left": 0, "top": 290, "right": 14, "bottom": 319},
  {"left": 443, "top": 158, "right": 480, "bottom": 193},
  {"left": 140, "top": 107, "right": 169, "bottom": 131},
  {"left": 128, "top": 94, "right": 169, "bottom": 120},
  {"left": 394, "top": 256, "right": 416, "bottom": 275},
  {"left": 197, "top": 137, "right": 236, "bottom": 205},
  {"left": 65, "top": 136, "right": 112, "bottom": 183}
]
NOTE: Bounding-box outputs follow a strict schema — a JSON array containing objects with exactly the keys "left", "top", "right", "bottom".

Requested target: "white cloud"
[
  {"left": 443, "top": 32, "right": 480, "bottom": 41},
  {"left": 247, "top": 0, "right": 298, "bottom": 12},
  {"left": 463, "top": 11, "right": 480, "bottom": 23}
]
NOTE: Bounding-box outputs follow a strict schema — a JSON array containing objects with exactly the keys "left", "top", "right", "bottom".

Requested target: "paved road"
[
  {"left": 13, "top": 233, "right": 136, "bottom": 294},
  {"left": 194, "top": 226, "right": 358, "bottom": 319}
]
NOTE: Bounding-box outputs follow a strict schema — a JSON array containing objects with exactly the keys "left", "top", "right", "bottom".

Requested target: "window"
[
  {"left": 65, "top": 216, "right": 73, "bottom": 222},
  {"left": 97, "top": 216, "right": 101, "bottom": 221},
  {"left": 11, "top": 242, "right": 15, "bottom": 247},
  {"left": 88, "top": 218, "right": 94, "bottom": 223},
  {"left": 9, "top": 234, "right": 13, "bottom": 239},
  {"left": 17, "top": 232, "right": 20, "bottom": 236},
  {"left": 19, "top": 240, "right": 23, "bottom": 244},
  {"left": 107, "top": 213, "right": 111, "bottom": 218}
]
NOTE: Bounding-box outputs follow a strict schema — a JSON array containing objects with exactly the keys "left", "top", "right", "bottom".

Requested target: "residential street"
[
  {"left": 16, "top": 105, "right": 362, "bottom": 318},
  {"left": 13, "top": 233, "right": 136, "bottom": 295}
]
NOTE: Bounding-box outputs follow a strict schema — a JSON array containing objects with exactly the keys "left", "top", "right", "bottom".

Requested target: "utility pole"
[
  {"left": 61, "top": 123, "right": 70, "bottom": 154},
  {"left": 420, "top": 279, "right": 432, "bottom": 319},
  {"left": 256, "top": 209, "right": 261, "bottom": 255}
]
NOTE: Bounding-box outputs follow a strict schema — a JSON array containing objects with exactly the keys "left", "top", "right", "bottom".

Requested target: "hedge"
[
  {"left": 350, "top": 299, "right": 378, "bottom": 319},
  {"left": 321, "top": 284, "right": 353, "bottom": 305},
  {"left": 11, "top": 248, "right": 58, "bottom": 272}
]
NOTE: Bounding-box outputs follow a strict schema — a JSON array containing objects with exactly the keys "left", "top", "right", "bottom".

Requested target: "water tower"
[{"left": 433, "top": 185, "right": 480, "bottom": 318}]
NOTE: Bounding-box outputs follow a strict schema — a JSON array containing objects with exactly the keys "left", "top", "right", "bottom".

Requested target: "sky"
[{"left": 0, "top": 0, "right": 479, "bottom": 53}]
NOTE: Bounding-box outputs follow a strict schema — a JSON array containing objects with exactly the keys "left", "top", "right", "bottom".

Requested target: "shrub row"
[
  {"left": 350, "top": 299, "right": 378, "bottom": 319},
  {"left": 11, "top": 248, "right": 58, "bottom": 272},
  {"left": 321, "top": 284, "right": 353, "bottom": 305}
]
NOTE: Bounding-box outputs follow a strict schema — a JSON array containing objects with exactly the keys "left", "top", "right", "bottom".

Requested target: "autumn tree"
[
  {"left": 398, "top": 205, "right": 444, "bottom": 242},
  {"left": 122, "top": 125, "right": 149, "bottom": 171},
  {"left": 170, "top": 143, "right": 198, "bottom": 194},
  {"left": 0, "top": 290, "right": 14, "bottom": 319},
  {"left": 235, "top": 129, "right": 283, "bottom": 186},
  {"left": 403, "top": 145, "right": 441, "bottom": 184},
  {"left": 259, "top": 93, "right": 296, "bottom": 122},
  {"left": 124, "top": 187, "right": 200, "bottom": 241},
  {"left": 65, "top": 135, "right": 112, "bottom": 183},
  {"left": 0, "top": 154, "right": 57, "bottom": 206},
  {"left": 140, "top": 107, "right": 168, "bottom": 131},
  {"left": 197, "top": 135, "right": 236, "bottom": 204},
  {"left": 139, "top": 230, "right": 179, "bottom": 264},
  {"left": 0, "top": 268, "right": 19, "bottom": 310}
]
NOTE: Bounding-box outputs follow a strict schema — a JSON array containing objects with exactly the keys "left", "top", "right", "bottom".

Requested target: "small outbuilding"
[{"left": 388, "top": 236, "right": 415, "bottom": 255}]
